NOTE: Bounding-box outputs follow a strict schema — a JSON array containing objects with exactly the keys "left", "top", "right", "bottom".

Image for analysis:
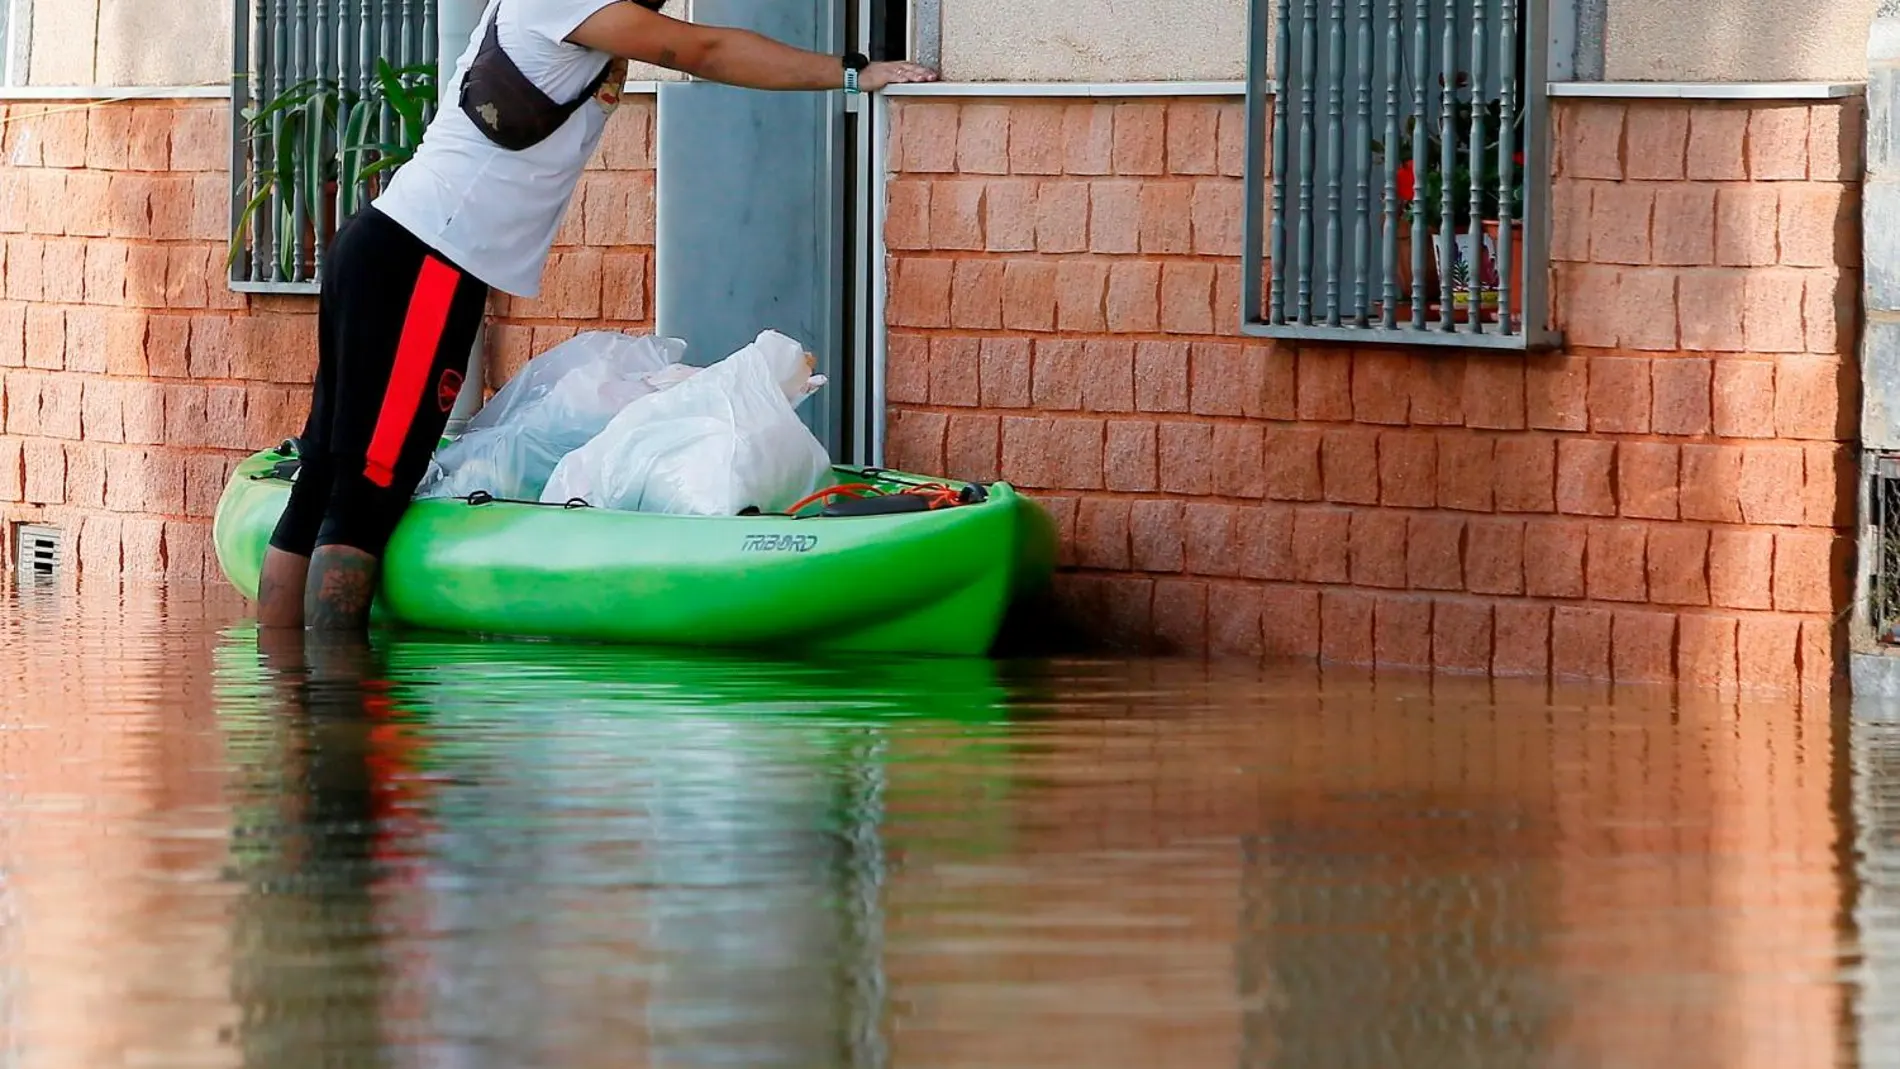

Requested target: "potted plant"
[{"left": 229, "top": 58, "right": 437, "bottom": 280}]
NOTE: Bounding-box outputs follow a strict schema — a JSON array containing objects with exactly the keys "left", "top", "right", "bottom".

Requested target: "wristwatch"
[{"left": 843, "top": 50, "right": 869, "bottom": 93}]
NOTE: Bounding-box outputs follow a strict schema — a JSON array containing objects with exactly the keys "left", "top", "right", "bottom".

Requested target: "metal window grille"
[
  {"left": 228, "top": 0, "right": 441, "bottom": 293},
  {"left": 1872, "top": 455, "right": 1900, "bottom": 646},
  {"left": 13, "top": 524, "right": 59, "bottom": 581},
  {"left": 1241, "top": 0, "right": 1559, "bottom": 349}
]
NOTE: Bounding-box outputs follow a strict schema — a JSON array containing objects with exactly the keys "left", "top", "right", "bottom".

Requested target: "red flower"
[{"left": 1397, "top": 159, "right": 1415, "bottom": 201}]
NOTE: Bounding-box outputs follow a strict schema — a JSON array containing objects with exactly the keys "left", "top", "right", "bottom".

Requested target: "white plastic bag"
[
  {"left": 415, "top": 331, "right": 691, "bottom": 501},
  {"left": 540, "top": 329, "right": 832, "bottom": 515}
]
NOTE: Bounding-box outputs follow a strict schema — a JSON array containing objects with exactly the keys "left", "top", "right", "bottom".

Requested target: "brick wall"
[
  {"left": 880, "top": 96, "right": 1863, "bottom": 691},
  {"left": 0, "top": 95, "right": 656, "bottom": 582}
]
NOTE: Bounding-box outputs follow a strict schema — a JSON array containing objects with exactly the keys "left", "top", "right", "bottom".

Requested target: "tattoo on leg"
[
  {"left": 304, "top": 546, "right": 381, "bottom": 632},
  {"left": 257, "top": 548, "right": 311, "bottom": 629}
]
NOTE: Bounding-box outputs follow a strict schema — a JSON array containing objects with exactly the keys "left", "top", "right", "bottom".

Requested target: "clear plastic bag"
[
  {"left": 540, "top": 329, "right": 832, "bottom": 515},
  {"left": 415, "top": 331, "right": 690, "bottom": 501}
]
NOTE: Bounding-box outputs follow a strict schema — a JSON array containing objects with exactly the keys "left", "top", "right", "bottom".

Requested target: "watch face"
[{"left": 845, "top": 51, "right": 870, "bottom": 70}]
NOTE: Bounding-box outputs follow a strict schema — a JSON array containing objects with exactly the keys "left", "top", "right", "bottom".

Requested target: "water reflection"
[{"left": 1, "top": 582, "right": 1896, "bottom": 1067}]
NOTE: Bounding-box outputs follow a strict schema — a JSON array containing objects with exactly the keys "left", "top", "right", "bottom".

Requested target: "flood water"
[{"left": 2, "top": 581, "right": 1899, "bottom": 1068}]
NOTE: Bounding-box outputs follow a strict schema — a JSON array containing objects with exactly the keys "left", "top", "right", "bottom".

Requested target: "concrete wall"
[
  {"left": 1604, "top": 0, "right": 1880, "bottom": 83},
  {"left": 25, "top": 0, "right": 228, "bottom": 87}
]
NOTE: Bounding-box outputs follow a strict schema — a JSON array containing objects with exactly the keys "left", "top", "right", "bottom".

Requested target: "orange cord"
[{"left": 782, "top": 480, "right": 966, "bottom": 516}]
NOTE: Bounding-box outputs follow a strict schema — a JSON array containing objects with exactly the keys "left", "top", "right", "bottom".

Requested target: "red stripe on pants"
[{"left": 364, "top": 256, "right": 460, "bottom": 488}]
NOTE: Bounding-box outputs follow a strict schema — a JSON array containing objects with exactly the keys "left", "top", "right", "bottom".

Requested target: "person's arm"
[{"left": 566, "top": 2, "right": 937, "bottom": 92}]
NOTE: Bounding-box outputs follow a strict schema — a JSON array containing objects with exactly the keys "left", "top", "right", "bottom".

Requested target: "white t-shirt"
[{"left": 372, "top": 0, "right": 627, "bottom": 297}]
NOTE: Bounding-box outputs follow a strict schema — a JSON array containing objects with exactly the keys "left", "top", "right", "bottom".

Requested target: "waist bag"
[{"left": 459, "top": 7, "right": 613, "bottom": 151}]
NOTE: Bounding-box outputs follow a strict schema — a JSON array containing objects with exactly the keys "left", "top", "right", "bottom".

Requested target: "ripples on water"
[{"left": 1, "top": 580, "right": 1898, "bottom": 1068}]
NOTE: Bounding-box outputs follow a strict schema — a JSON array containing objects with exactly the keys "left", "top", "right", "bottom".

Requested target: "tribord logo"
[{"left": 741, "top": 534, "right": 819, "bottom": 553}]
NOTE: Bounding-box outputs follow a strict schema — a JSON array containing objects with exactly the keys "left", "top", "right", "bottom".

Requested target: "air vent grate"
[{"left": 14, "top": 524, "right": 61, "bottom": 582}]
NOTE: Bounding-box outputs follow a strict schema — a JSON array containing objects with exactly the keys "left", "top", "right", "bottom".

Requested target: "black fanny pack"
[{"left": 459, "top": 9, "right": 614, "bottom": 151}]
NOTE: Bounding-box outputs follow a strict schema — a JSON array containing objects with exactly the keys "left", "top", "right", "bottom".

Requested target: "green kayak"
[{"left": 212, "top": 442, "right": 1057, "bottom": 657}]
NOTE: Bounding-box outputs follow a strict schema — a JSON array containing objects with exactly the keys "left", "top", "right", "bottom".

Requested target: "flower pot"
[{"left": 1482, "top": 219, "right": 1524, "bottom": 322}]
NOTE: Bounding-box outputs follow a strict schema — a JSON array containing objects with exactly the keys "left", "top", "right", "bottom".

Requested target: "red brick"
[
  {"left": 1130, "top": 500, "right": 1185, "bottom": 572},
  {"left": 26, "top": 172, "right": 69, "bottom": 236},
  {"left": 1590, "top": 183, "right": 1653, "bottom": 265},
  {"left": 1494, "top": 437, "right": 1556, "bottom": 514},
  {"left": 896, "top": 102, "right": 959, "bottom": 172},
  {"left": 1773, "top": 354, "right": 1849, "bottom": 440},
  {"left": 1802, "top": 617, "right": 1843, "bottom": 695},
  {"left": 1240, "top": 505, "right": 1295, "bottom": 581},
  {"left": 891, "top": 258, "right": 953, "bottom": 328},
  {"left": 1737, "top": 616, "right": 1800, "bottom": 693},
  {"left": 599, "top": 252, "right": 649, "bottom": 322},
  {"left": 1167, "top": 101, "right": 1221, "bottom": 175},
  {"left": 1374, "top": 595, "right": 1434, "bottom": 671},
  {"left": 1087, "top": 179, "right": 1141, "bottom": 254},
  {"left": 1378, "top": 429, "right": 1436, "bottom": 509},
  {"left": 1082, "top": 339, "right": 1137, "bottom": 412},
  {"left": 1322, "top": 428, "right": 1379, "bottom": 505},
  {"left": 1433, "top": 601, "right": 1493, "bottom": 674},
  {"left": 1112, "top": 103, "right": 1167, "bottom": 175},
  {"left": 0, "top": 172, "right": 20, "bottom": 235},
  {"left": 1294, "top": 508, "right": 1351, "bottom": 583},
  {"left": 1212, "top": 424, "right": 1266, "bottom": 499},
  {"left": 1056, "top": 262, "right": 1110, "bottom": 333},
  {"left": 1647, "top": 526, "right": 1711, "bottom": 606},
  {"left": 1138, "top": 182, "right": 1194, "bottom": 255},
  {"left": 929, "top": 180, "right": 984, "bottom": 251},
  {"left": 1809, "top": 100, "right": 1864, "bottom": 183},
  {"left": 1214, "top": 262, "right": 1241, "bottom": 330},
  {"left": 1586, "top": 522, "right": 1648, "bottom": 602},
  {"left": 1687, "top": 106, "right": 1749, "bottom": 181},
  {"left": 1098, "top": 575, "right": 1154, "bottom": 641},
  {"left": 1076, "top": 497, "right": 1133, "bottom": 569},
  {"left": 83, "top": 242, "right": 128, "bottom": 306},
  {"left": 1551, "top": 179, "right": 1593, "bottom": 262},
  {"left": 1264, "top": 427, "right": 1324, "bottom": 503},
  {"left": 1464, "top": 355, "right": 1526, "bottom": 430},
  {"left": 244, "top": 385, "right": 301, "bottom": 445},
  {"left": 1625, "top": 104, "right": 1690, "bottom": 180},
  {"left": 1263, "top": 587, "right": 1321, "bottom": 659},
  {"left": 948, "top": 260, "right": 1004, "bottom": 331},
  {"left": 1000, "top": 260, "right": 1058, "bottom": 332},
  {"left": 81, "top": 380, "right": 124, "bottom": 444},
  {"left": 1739, "top": 445, "right": 1805, "bottom": 526},
  {"left": 1677, "top": 615, "right": 1739, "bottom": 691},
  {"left": 1709, "top": 528, "right": 1775, "bottom": 610},
  {"left": 1806, "top": 269, "right": 1855, "bottom": 356},
  {"left": 1773, "top": 530, "right": 1848, "bottom": 614},
  {"left": 39, "top": 242, "right": 84, "bottom": 304},
  {"left": 1351, "top": 349, "right": 1410, "bottom": 425},
  {"left": 1526, "top": 354, "right": 1588, "bottom": 431},
  {"left": 1218, "top": 102, "right": 1250, "bottom": 177},
  {"left": 1158, "top": 422, "right": 1213, "bottom": 495},
  {"left": 1562, "top": 103, "right": 1625, "bottom": 180},
  {"left": 1616, "top": 442, "right": 1679, "bottom": 520},
  {"left": 1748, "top": 105, "right": 1811, "bottom": 180},
  {"left": 1624, "top": 272, "right": 1681, "bottom": 348},
  {"left": 1804, "top": 443, "right": 1857, "bottom": 528},
  {"left": 22, "top": 439, "right": 64, "bottom": 504},
  {"left": 164, "top": 520, "right": 211, "bottom": 582},
  {"left": 885, "top": 179, "right": 930, "bottom": 250},
  {"left": 38, "top": 375, "right": 80, "bottom": 439},
  {"left": 1493, "top": 603, "right": 1552, "bottom": 677},
  {"left": 119, "top": 516, "right": 167, "bottom": 577},
  {"left": 1251, "top": 343, "right": 1296, "bottom": 421},
  {"left": 1715, "top": 186, "right": 1781, "bottom": 267},
  {"left": 1437, "top": 435, "right": 1495, "bottom": 513},
  {"left": 1188, "top": 343, "right": 1244, "bottom": 417},
  {"left": 1041, "top": 496, "right": 1083, "bottom": 571},
  {"left": 1035, "top": 181, "right": 1090, "bottom": 253},
  {"left": 1744, "top": 269, "right": 1807, "bottom": 353},
  {"left": 1159, "top": 263, "right": 1215, "bottom": 335},
  {"left": 1321, "top": 589, "right": 1376, "bottom": 665},
  {"left": 1135, "top": 342, "right": 1189, "bottom": 412},
  {"left": 1104, "top": 420, "right": 1157, "bottom": 492},
  {"left": 1350, "top": 510, "right": 1409, "bottom": 588},
  {"left": 1552, "top": 606, "right": 1613, "bottom": 680},
  {"left": 0, "top": 303, "right": 22, "bottom": 367},
  {"left": 1465, "top": 518, "right": 1525, "bottom": 596},
  {"left": 23, "top": 306, "right": 63, "bottom": 371},
  {"left": 1105, "top": 260, "right": 1160, "bottom": 333},
  {"left": 1053, "top": 418, "right": 1107, "bottom": 490},
  {"left": 190, "top": 173, "right": 228, "bottom": 242},
  {"left": 1678, "top": 268, "right": 1749, "bottom": 352},
  {"left": 1651, "top": 358, "right": 1713, "bottom": 436},
  {"left": 1207, "top": 582, "right": 1265, "bottom": 659},
  {"left": 1556, "top": 267, "right": 1621, "bottom": 347},
  {"left": 1191, "top": 180, "right": 1242, "bottom": 257},
  {"left": 1713, "top": 360, "right": 1776, "bottom": 438},
  {"left": 5, "top": 236, "right": 44, "bottom": 303},
  {"left": 1779, "top": 184, "right": 1853, "bottom": 269},
  {"left": 1184, "top": 502, "right": 1239, "bottom": 577},
  {"left": 67, "top": 306, "right": 113, "bottom": 374},
  {"left": 1297, "top": 349, "right": 1353, "bottom": 421},
  {"left": 928, "top": 337, "right": 982, "bottom": 407},
  {"left": 980, "top": 337, "right": 1041, "bottom": 410},
  {"left": 956, "top": 104, "right": 1011, "bottom": 174},
  {"left": 1525, "top": 519, "right": 1587, "bottom": 598},
  {"left": 1030, "top": 339, "right": 1083, "bottom": 410},
  {"left": 61, "top": 439, "right": 104, "bottom": 508},
  {"left": 63, "top": 171, "right": 111, "bottom": 239},
  {"left": 1408, "top": 354, "right": 1465, "bottom": 426},
  {"left": 1612, "top": 611, "right": 1677, "bottom": 684},
  {"left": 1007, "top": 103, "right": 1067, "bottom": 175},
  {"left": 890, "top": 409, "right": 949, "bottom": 477},
  {"left": 1587, "top": 357, "right": 1651, "bottom": 434},
  {"left": 1408, "top": 515, "right": 1465, "bottom": 591},
  {"left": 3, "top": 373, "right": 42, "bottom": 435}
]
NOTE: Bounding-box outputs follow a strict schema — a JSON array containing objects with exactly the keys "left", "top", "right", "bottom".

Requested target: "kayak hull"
[{"left": 212, "top": 444, "right": 1056, "bottom": 657}]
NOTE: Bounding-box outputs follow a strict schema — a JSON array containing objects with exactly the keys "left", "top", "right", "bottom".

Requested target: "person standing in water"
[{"left": 256, "top": 0, "right": 938, "bottom": 632}]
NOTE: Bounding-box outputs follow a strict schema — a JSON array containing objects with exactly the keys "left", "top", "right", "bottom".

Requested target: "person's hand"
[{"left": 859, "top": 61, "right": 939, "bottom": 92}]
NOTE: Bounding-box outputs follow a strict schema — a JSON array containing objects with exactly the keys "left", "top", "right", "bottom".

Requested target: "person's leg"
[{"left": 304, "top": 212, "right": 488, "bottom": 633}]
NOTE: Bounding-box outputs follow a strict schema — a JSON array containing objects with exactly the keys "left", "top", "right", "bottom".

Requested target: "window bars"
[
  {"left": 228, "top": 0, "right": 440, "bottom": 292},
  {"left": 1241, "top": 0, "right": 1558, "bottom": 349}
]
